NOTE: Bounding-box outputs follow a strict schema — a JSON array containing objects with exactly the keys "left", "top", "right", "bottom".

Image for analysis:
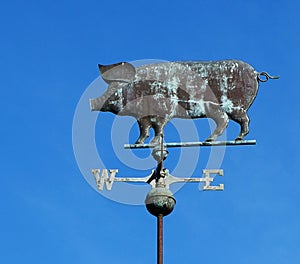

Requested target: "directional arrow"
[{"left": 92, "top": 169, "right": 224, "bottom": 191}]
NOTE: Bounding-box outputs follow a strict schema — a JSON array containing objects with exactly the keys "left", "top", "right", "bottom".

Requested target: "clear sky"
[{"left": 1, "top": 0, "right": 299, "bottom": 263}]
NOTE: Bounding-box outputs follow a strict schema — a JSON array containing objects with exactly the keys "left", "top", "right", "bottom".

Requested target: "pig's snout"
[{"left": 90, "top": 98, "right": 100, "bottom": 111}]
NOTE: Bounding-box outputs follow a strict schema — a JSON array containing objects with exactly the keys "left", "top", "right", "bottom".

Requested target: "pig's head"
[{"left": 90, "top": 62, "right": 136, "bottom": 114}]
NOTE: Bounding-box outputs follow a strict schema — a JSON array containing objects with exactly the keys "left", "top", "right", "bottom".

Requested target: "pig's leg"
[
  {"left": 135, "top": 117, "right": 152, "bottom": 144},
  {"left": 205, "top": 105, "right": 229, "bottom": 142},
  {"left": 228, "top": 109, "right": 250, "bottom": 141},
  {"left": 151, "top": 117, "right": 168, "bottom": 144}
]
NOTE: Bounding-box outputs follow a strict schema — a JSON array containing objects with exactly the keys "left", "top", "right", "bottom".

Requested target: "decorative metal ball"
[{"left": 145, "top": 187, "right": 176, "bottom": 217}]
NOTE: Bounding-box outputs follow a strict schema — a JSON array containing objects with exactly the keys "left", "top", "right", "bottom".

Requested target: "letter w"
[{"left": 92, "top": 169, "right": 119, "bottom": 191}]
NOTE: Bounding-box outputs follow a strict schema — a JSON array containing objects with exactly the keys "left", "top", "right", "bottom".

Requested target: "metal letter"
[
  {"left": 202, "top": 169, "right": 224, "bottom": 190},
  {"left": 92, "top": 169, "right": 118, "bottom": 190}
]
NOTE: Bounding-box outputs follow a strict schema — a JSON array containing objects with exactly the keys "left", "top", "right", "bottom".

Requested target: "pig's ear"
[{"left": 98, "top": 62, "right": 136, "bottom": 83}]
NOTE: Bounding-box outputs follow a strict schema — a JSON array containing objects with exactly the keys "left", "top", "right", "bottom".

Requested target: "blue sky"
[{"left": 1, "top": 0, "right": 300, "bottom": 263}]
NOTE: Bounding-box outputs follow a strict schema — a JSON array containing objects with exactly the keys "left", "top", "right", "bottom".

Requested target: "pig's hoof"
[
  {"left": 150, "top": 137, "right": 160, "bottom": 145},
  {"left": 234, "top": 136, "right": 244, "bottom": 141},
  {"left": 135, "top": 139, "right": 144, "bottom": 145}
]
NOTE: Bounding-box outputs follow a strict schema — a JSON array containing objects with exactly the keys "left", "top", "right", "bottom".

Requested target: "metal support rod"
[
  {"left": 157, "top": 214, "right": 163, "bottom": 264},
  {"left": 124, "top": 139, "right": 256, "bottom": 149}
]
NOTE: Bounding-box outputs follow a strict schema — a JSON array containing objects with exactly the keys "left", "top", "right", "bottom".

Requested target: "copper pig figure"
[{"left": 90, "top": 60, "right": 279, "bottom": 144}]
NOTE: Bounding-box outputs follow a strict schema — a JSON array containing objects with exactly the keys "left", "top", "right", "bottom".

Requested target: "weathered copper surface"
[
  {"left": 145, "top": 187, "right": 176, "bottom": 217},
  {"left": 90, "top": 60, "right": 279, "bottom": 143}
]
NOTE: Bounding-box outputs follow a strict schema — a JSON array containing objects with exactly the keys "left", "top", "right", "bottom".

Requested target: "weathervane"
[{"left": 89, "top": 60, "right": 279, "bottom": 264}]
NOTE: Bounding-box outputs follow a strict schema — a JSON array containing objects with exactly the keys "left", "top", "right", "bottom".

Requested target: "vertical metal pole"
[
  {"left": 157, "top": 214, "right": 163, "bottom": 264},
  {"left": 158, "top": 133, "right": 164, "bottom": 173},
  {"left": 157, "top": 135, "right": 164, "bottom": 264},
  {"left": 158, "top": 135, "right": 164, "bottom": 263}
]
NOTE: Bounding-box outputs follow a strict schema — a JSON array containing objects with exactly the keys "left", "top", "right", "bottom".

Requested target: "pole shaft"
[{"left": 157, "top": 214, "right": 163, "bottom": 264}]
